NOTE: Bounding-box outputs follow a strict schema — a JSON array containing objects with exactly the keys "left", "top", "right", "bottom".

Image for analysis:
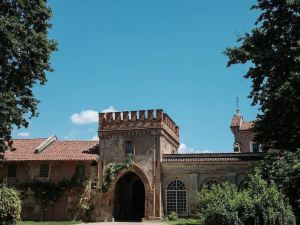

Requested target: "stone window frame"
[
  {"left": 165, "top": 179, "right": 188, "bottom": 216},
  {"left": 124, "top": 139, "right": 135, "bottom": 155},
  {"left": 250, "top": 141, "right": 262, "bottom": 153}
]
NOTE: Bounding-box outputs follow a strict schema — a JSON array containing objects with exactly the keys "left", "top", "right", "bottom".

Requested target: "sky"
[{"left": 12, "top": 0, "right": 260, "bottom": 153}]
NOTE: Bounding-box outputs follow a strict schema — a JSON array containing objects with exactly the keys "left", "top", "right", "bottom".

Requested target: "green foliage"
[
  {"left": 198, "top": 182, "right": 254, "bottom": 225},
  {"left": 0, "top": 0, "right": 58, "bottom": 148},
  {"left": 225, "top": 0, "right": 300, "bottom": 151},
  {"left": 19, "top": 178, "right": 81, "bottom": 206},
  {"left": 99, "top": 154, "right": 134, "bottom": 193},
  {"left": 0, "top": 183, "right": 22, "bottom": 225},
  {"left": 198, "top": 172, "right": 296, "bottom": 225},
  {"left": 168, "top": 211, "right": 179, "bottom": 221},
  {"left": 257, "top": 150, "right": 300, "bottom": 223},
  {"left": 166, "top": 218, "right": 201, "bottom": 225}
]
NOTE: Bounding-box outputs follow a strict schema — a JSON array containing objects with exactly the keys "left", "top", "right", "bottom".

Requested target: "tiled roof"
[
  {"left": 4, "top": 138, "right": 99, "bottom": 161},
  {"left": 240, "top": 121, "right": 254, "bottom": 131},
  {"left": 230, "top": 114, "right": 254, "bottom": 131},
  {"left": 162, "top": 153, "right": 264, "bottom": 162},
  {"left": 230, "top": 115, "right": 242, "bottom": 127}
]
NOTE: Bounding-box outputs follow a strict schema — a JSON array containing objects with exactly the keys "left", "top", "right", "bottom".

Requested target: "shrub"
[
  {"left": 168, "top": 211, "right": 179, "bottom": 221},
  {"left": 198, "top": 171, "right": 296, "bottom": 225},
  {"left": 198, "top": 182, "right": 254, "bottom": 225},
  {"left": 247, "top": 171, "right": 296, "bottom": 225},
  {"left": 258, "top": 150, "right": 300, "bottom": 223},
  {"left": 0, "top": 183, "right": 21, "bottom": 225}
]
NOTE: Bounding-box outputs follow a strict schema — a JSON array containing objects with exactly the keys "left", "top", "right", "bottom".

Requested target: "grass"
[
  {"left": 17, "top": 221, "right": 80, "bottom": 225},
  {"left": 167, "top": 218, "right": 201, "bottom": 225}
]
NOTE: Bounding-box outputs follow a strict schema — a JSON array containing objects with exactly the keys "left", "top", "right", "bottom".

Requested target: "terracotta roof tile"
[
  {"left": 4, "top": 138, "right": 99, "bottom": 161},
  {"left": 240, "top": 121, "right": 254, "bottom": 131}
]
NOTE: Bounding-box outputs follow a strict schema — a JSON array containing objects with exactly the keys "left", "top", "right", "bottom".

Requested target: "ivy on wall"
[
  {"left": 99, "top": 154, "right": 134, "bottom": 193},
  {"left": 19, "top": 176, "right": 82, "bottom": 205}
]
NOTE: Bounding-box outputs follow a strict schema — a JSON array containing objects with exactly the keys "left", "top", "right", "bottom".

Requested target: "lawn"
[
  {"left": 17, "top": 221, "right": 80, "bottom": 225},
  {"left": 167, "top": 218, "right": 201, "bottom": 225}
]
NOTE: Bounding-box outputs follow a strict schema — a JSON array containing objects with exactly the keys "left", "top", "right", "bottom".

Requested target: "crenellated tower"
[{"left": 96, "top": 109, "right": 179, "bottom": 221}]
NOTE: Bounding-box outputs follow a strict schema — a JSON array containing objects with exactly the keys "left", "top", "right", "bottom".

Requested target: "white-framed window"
[
  {"left": 250, "top": 142, "right": 261, "bottom": 153},
  {"left": 124, "top": 139, "right": 135, "bottom": 155},
  {"left": 166, "top": 179, "right": 187, "bottom": 216}
]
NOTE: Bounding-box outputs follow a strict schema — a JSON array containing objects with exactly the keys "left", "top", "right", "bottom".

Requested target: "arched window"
[
  {"left": 166, "top": 179, "right": 187, "bottom": 216},
  {"left": 238, "top": 179, "right": 249, "bottom": 191},
  {"left": 202, "top": 178, "right": 221, "bottom": 189}
]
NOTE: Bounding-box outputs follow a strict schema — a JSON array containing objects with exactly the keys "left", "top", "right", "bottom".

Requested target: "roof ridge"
[{"left": 13, "top": 138, "right": 47, "bottom": 140}]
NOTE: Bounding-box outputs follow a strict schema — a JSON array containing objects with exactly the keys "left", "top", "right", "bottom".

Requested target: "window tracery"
[{"left": 166, "top": 179, "right": 187, "bottom": 215}]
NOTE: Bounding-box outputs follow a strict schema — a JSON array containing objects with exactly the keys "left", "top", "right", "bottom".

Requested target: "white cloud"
[
  {"left": 91, "top": 135, "right": 99, "bottom": 141},
  {"left": 17, "top": 132, "right": 30, "bottom": 137},
  {"left": 178, "top": 143, "right": 213, "bottom": 154},
  {"left": 70, "top": 106, "right": 118, "bottom": 125},
  {"left": 70, "top": 110, "right": 98, "bottom": 124},
  {"left": 101, "top": 106, "right": 117, "bottom": 113}
]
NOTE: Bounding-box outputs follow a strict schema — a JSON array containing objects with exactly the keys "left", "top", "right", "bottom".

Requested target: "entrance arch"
[{"left": 113, "top": 172, "right": 145, "bottom": 221}]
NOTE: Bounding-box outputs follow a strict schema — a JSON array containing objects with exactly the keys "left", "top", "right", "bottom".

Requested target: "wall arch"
[{"left": 109, "top": 164, "right": 153, "bottom": 220}]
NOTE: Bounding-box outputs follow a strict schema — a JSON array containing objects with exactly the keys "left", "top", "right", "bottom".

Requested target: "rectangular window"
[
  {"left": 7, "top": 164, "right": 17, "bottom": 177},
  {"left": 124, "top": 140, "right": 134, "bottom": 155},
  {"left": 39, "top": 164, "right": 49, "bottom": 178},
  {"left": 76, "top": 165, "right": 85, "bottom": 179},
  {"left": 251, "top": 142, "right": 261, "bottom": 153}
]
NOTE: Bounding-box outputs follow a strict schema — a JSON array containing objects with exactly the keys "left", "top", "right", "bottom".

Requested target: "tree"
[
  {"left": 0, "top": 0, "right": 57, "bottom": 150},
  {"left": 225, "top": 0, "right": 300, "bottom": 151},
  {"left": 198, "top": 172, "right": 296, "bottom": 225},
  {"left": 0, "top": 183, "right": 21, "bottom": 225},
  {"left": 257, "top": 150, "right": 300, "bottom": 224},
  {"left": 198, "top": 182, "right": 255, "bottom": 225}
]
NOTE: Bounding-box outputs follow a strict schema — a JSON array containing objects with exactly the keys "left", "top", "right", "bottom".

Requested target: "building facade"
[{"left": 0, "top": 109, "right": 263, "bottom": 221}]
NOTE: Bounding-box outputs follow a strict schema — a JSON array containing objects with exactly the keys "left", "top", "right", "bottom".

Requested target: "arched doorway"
[{"left": 114, "top": 172, "right": 145, "bottom": 221}]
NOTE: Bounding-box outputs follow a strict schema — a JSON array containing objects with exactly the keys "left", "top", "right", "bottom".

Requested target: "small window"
[
  {"left": 39, "top": 164, "right": 49, "bottom": 178},
  {"left": 7, "top": 164, "right": 17, "bottom": 177},
  {"left": 124, "top": 140, "right": 134, "bottom": 155},
  {"left": 76, "top": 165, "right": 85, "bottom": 179},
  {"left": 251, "top": 142, "right": 261, "bottom": 153}
]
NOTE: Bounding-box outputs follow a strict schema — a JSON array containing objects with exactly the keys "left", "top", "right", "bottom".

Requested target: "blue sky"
[{"left": 13, "top": 0, "right": 259, "bottom": 153}]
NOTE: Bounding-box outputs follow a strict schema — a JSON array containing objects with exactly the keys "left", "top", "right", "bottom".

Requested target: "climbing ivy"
[
  {"left": 99, "top": 154, "right": 134, "bottom": 193},
  {"left": 19, "top": 176, "right": 82, "bottom": 205}
]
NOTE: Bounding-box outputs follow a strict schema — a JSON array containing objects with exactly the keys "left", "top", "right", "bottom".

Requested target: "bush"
[
  {"left": 0, "top": 183, "right": 21, "bottom": 225},
  {"left": 198, "top": 171, "right": 296, "bottom": 225},
  {"left": 198, "top": 182, "right": 254, "bottom": 225},
  {"left": 258, "top": 150, "right": 300, "bottom": 224},
  {"left": 168, "top": 211, "right": 179, "bottom": 221}
]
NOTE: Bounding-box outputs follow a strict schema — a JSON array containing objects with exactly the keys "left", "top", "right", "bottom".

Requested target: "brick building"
[{"left": 0, "top": 109, "right": 263, "bottom": 221}]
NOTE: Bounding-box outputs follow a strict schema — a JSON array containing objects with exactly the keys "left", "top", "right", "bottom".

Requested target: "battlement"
[{"left": 99, "top": 109, "right": 179, "bottom": 142}]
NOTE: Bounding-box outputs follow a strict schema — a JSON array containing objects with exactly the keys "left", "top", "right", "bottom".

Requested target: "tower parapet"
[{"left": 99, "top": 109, "right": 179, "bottom": 144}]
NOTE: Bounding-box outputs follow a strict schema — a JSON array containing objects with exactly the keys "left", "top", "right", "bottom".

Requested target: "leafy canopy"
[
  {"left": 198, "top": 171, "right": 296, "bottom": 225},
  {"left": 0, "top": 0, "right": 57, "bottom": 149},
  {"left": 257, "top": 150, "right": 300, "bottom": 223},
  {"left": 225, "top": 0, "right": 300, "bottom": 151}
]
